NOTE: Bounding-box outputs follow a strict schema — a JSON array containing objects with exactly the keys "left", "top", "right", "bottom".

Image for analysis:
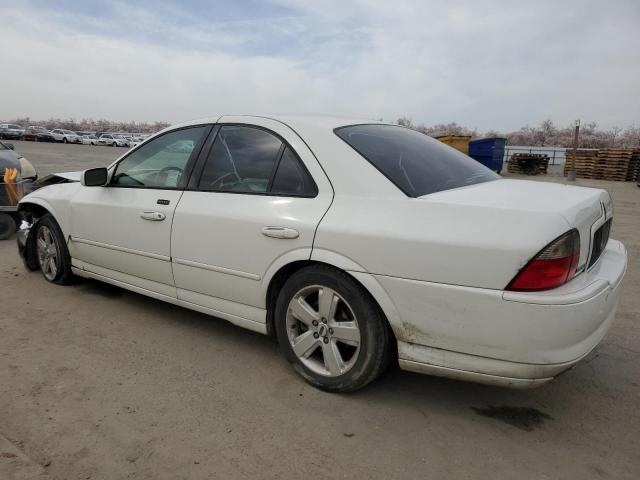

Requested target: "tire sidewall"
[
  {"left": 34, "top": 215, "right": 71, "bottom": 284},
  {"left": 275, "top": 266, "right": 387, "bottom": 392}
]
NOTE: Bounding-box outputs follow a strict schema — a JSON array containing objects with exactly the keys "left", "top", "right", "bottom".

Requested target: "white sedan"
[
  {"left": 15, "top": 115, "right": 627, "bottom": 392},
  {"left": 81, "top": 134, "right": 99, "bottom": 145},
  {"left": 98, "top": 134, "right": 129, "bottom": 147},
  {"left": 50, "top": 129, "right": 82, "bottom": 144}
]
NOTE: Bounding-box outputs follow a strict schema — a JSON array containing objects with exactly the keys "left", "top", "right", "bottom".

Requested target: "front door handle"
[
  {"left": 140, "top": 211, "right": 166, "bottom": 221},
  {"left": 262, "top": 226, "right": 299, "bottom": 239}
]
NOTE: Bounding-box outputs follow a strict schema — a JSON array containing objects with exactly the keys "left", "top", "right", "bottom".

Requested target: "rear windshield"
[{"left": 335, "top": 124, "right": 499, "bottom": 197}]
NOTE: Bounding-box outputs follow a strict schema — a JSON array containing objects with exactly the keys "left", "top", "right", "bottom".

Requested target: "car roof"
[{"left": 169, "top": 114, "right": 386, "bottom": 132}]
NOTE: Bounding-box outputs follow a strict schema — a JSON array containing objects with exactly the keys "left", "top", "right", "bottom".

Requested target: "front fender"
[{"left": 18, "top": 182, "right": 81, "bottom": 239}]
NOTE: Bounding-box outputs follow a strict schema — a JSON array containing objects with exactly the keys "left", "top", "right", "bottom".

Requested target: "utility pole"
[{"left": 567, "top": 119, "right": 580, "bottom": 181}]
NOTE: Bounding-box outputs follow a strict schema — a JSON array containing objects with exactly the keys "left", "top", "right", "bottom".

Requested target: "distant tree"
[{"left": 397, "top": 117, "right": 414, "bottom": 128}]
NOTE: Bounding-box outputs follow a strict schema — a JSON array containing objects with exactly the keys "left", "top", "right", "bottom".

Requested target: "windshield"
[{"left": 335, "top": 124, "right": 499, "bottom": 197}]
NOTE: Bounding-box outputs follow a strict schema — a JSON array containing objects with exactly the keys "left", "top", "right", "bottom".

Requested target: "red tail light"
[{"left": 506, "top": 230, "right": 580, "bottom": 291}]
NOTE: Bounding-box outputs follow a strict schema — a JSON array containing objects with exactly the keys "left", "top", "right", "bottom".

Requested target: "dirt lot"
[{"left": 1, "top": 141, "right": 639, "bottom": 479}]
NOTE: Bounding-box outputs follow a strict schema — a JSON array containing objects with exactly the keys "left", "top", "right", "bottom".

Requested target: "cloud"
[{"left": 1, "top": 0, "right": 639, "bottom": 130}]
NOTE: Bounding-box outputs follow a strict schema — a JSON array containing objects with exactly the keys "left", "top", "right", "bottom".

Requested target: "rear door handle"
[
  {"left": 261, "top": 226, "right": 299, "bottom": 239},
  {"left": 140, "top": 211, "right": 166, "bottom": 221}
]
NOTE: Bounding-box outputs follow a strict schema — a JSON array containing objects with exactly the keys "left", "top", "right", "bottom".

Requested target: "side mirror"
[{"left": 81, "top": 167, "right": 109, "bottom": 187}]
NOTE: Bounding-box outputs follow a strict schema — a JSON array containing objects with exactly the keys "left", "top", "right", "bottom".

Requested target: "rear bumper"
[{"left": 378, "top": 240, "right": 627, "bottom": 387}]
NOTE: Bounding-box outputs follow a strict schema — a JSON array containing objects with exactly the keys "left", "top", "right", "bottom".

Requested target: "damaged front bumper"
[{"left": 16, "top": 219, "right": 32, "bottom": 265}]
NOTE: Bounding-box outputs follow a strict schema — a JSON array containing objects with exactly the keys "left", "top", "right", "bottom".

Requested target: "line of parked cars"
[{"left": 0, "top": 124, "right": 146, "bottom": 147}]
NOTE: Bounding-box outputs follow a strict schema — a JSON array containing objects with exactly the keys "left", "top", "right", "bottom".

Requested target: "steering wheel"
[
  {"left": 211, "top": 171, "right": 242, "bottom": 190},
  {"left": 160, "top": 166, "right": 184, "bottom": 174}
]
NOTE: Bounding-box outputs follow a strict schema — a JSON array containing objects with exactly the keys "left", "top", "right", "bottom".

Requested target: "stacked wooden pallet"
[
  {"left": 629, "top": 149, "right": 640, "bottom": 182},
  {"left": 507, "top": 153, "right": 550, "bottom": 175},
  {"left": 564, "top": 149, "right": 599, "bottom": 178},
  {"left": 565, "top": 148, "right": 639, "bottom": 181}
]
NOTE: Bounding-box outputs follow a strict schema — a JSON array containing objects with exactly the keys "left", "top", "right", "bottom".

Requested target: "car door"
[
  {"left": 68, "top": 124, "right": 212, "bottom": 297},
  {"left": 171, "top": 117, "right": 333, "bottom": 327}
]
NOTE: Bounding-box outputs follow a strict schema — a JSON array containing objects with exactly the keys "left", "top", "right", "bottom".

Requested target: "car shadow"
[{"left": 74, "top": 278, "right": 603, "bottom": 431}]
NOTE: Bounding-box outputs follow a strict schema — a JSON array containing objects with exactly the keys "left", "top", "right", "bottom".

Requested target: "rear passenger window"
[
  {"left": 271, "top": 147, "right": 318, "bottom": 196},
  {"left": 198, "top": 126, "right": 317, "bottom": 197},
  {"left": 199, "top": 126, "right": 282, "bottom": 193}
]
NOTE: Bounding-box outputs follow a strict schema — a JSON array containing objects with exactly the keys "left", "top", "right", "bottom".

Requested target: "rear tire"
[
  {"left": 0, "top": 213, "right": 16, "bottom": 240},
  {"left": 63, "top": 137, "right": 67, "bottom": 143},
  {"left": 275, "top": 265, "right": 390, "bottom": 392},
  {"left": 33, "top": 214, "right": 75, "bottom": 285}
]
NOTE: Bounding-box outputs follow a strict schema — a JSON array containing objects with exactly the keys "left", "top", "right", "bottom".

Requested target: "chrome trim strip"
[
  {"left": 173, "top": 257, "right": 261, "bottom": 281},
  {"left": 69, "top": 236, "right": 171, "bottom": 262}
]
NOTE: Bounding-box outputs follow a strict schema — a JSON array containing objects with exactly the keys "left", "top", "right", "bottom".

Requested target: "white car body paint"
[{"left": 17, "top": 115, "right": 627, "bottom": 388}]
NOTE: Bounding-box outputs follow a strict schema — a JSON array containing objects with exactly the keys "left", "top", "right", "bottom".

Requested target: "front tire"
[
  {"left": 275, "top": 265, "right": 390, "bottom": 392},
  {"left": 34, "top": 214, "right": 75, "bottom": 285}
]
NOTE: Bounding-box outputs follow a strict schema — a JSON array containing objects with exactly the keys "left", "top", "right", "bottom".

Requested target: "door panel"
[
  {"left": 172, "top": 192, "right": 330, "bottom": 308},
  {"left": 68, "top": 125, "right": 212, "bottom": 292},
  {"left": 172, "top": 117, "right": 333, "bottom": 313},
  {"left": 69, "top": 187, "right": 183, "bottom": 288}
]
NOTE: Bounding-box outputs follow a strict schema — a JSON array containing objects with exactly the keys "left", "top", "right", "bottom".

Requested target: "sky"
[{"left": 1, "top": 0, "right": 639, "bottom": 131}]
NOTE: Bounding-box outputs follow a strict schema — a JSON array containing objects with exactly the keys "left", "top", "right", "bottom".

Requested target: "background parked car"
[
  {"left": 50, "top": 129, "right": 82, "bottom": 144},
  {"left": 21, "top": 126, "right": 55, "bottom": 142},
  {"left": 98, "top": 134, "right": 129, "bottom": 147},
  {"left": 81, "top": 134, "right": 99, "bottom": 145},
  {"left": 128, "top": 137, "right": 142, "bottom": 148},
  {"left": 0, "top": 124, "right": 25, "bottom": 140},
  {"left": 0, "top": 140, "right": 37, "bottom": 239}
]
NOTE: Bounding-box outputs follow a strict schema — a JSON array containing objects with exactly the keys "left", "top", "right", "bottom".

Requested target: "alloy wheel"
[
  {"left": 286, "top": 285, "right": 361, "bottom": 377},
  {"left": 36, "top": 225, "right": 59, "bottom": 281}
]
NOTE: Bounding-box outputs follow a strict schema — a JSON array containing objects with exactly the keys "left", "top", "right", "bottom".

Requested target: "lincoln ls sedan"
[{"left": 16, "top": 115, "right": 627, "bottom": 392}]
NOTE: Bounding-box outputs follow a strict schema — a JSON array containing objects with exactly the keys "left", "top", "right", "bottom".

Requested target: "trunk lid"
[{"left": 422, "top": 179, "right": 611, "bottom": 273}]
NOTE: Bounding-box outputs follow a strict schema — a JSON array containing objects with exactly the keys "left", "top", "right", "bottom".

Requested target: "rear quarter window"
[{"left": 335, "top": 124, "right": 499, "bottom": 197}]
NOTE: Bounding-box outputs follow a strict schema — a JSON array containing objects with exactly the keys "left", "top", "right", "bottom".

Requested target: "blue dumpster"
[{"left": 469, "top": 137, "right": 507, "bottom": 173}]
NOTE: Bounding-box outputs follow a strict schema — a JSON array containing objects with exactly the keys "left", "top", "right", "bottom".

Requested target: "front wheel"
[
  {"left": 62, "top": 137, "right": 67, "bottom": 143},
  {"left": 275, "top": 265, "right": 391, "bottom": 392},
  {"left": 34, "top": 214, "right": 75, "bottom": 284}
]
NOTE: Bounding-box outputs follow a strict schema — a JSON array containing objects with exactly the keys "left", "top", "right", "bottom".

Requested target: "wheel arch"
[
  {"left": 264, "top": 254, "right": 402, "bottom": 350},
  {"left": 17, "top": 201, "right": 55, "bottom": 270}
]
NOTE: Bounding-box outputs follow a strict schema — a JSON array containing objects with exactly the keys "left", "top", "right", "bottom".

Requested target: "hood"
[
  {"left": 32, "top": 171, "right": 82, "bottom": 190},
  {"left": 52, "top": 171, "right": 82, "bottom": 181}
]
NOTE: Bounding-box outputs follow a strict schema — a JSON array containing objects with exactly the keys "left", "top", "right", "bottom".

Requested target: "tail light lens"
[{"left": 506, "top": 230, "right": 580, "bottom": 291}]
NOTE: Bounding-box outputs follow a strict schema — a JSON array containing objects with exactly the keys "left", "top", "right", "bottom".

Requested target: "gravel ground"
[{"left": 1, "top": 141, "right": 638, "bottom": 479}]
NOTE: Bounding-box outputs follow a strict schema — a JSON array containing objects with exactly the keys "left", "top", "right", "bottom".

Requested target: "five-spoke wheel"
[
  {"left": 276, "top": 265, "right": 391, "bottom": 392},
  {"left": 32, "top": 214, "right": 75, "bottom": 285},
  {"left": 36, "top": 225, "right": 59, "bottom": 281},
  {"left": 286, "top": 285, "right": 361, "bottom": 377}
]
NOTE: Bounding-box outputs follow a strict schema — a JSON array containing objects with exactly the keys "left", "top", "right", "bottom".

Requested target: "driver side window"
[{"left": 112, "top": 126, "right": 207, "bottom": 188}]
